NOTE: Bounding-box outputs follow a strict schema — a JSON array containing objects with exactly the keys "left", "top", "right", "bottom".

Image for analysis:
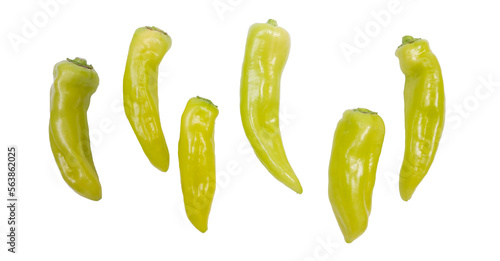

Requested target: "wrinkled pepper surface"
[
  {"left": 329, "top": 108, "right": 385, "bottom": 243},
  {"left": 396, "top": 36, "right": 445, "bottom": 201},
  {"left": 124, "top": 26, "right": 172, "bottom": 172},
  {"left": 49, "top": 57, "right": 102, "bottom": 201},
  {"left": 240, "top": 19, "right": 302, "bottom": 194},
  {"left": 179, "top": 97, "right": 219, "bottom": 233}
]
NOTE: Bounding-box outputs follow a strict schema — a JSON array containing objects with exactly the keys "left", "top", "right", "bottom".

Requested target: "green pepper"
[
  {"left": 123, "top": 26, "right": 172, "bottom": 172},
  {"left": 49, "top": 57, "right": 102, "bottom": 201},
  {"left": 240, "top": 19, "right": 302, "bottom": 194},
  {"left": 179, "top": 97, "right": 219, "bottom": 233},
  {"left": 396, "top": 36, "right": 445, "bottom": 201},
  {"left": 328, "top": 108, "right": 385, "bottom": 243}
]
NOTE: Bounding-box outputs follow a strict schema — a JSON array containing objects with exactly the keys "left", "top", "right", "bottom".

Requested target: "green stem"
[
  {"left": 196, "top": 96, "right": 218, "bottom": 108},
  {"left": 353, "top": 108, "right": 377, "bottom": 114},
  {"left": 398, "top": 35, "right": 421, "bottom": 48},
  {"left": 67, "top": 57, "right": 93, "bottom": 69},
  {"left": 267, "top": 19, "right": 278, "bottom": 26},
  {"left": 146, "top": 26, "right": 168, "bottom": 36}
]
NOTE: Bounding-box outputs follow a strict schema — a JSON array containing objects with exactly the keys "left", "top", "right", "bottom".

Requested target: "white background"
[{"left": 1, "top": 0, "right": 499, "bottom": 260}]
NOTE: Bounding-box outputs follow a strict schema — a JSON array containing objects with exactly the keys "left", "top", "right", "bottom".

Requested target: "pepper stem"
[
  {"left": 398, "top": 35, "right": 421, "bottom": 48},
  {"left": 196, "top": 96, "right": 218, "bottom": 108},
  {"left": 146, "top": 26, "right": 168, "bottom": 36},
  {"left": 353, "top": 108, "right": 377, "bottom": 114},
  {"left": 67, "top": 57, "right": 93, "bottom": 69},
  {"left": 267, "top": 19, "right": 278, "bottom": 26}
]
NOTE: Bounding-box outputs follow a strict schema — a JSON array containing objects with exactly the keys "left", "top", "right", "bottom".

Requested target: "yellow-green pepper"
[
  {"left": 328, "top": 108, "right": 385, "bottom": 243},
  {"left": 240, "top": 19, "right": 302, "bottom": 194},
  {"left": 179, "top": 97, "right": 219, "bottom": 233},
  {"left": 123, "top": 26, "right": 172, "bottom": 172},
  {"left": 49, "top": 57, "right": 102, "bottom": 201},
  {"left": 396, "top": 36, "right": 445, "bottom": 201}
]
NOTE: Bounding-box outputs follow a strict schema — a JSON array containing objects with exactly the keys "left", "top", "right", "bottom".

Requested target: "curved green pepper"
[
  {"left": 240, "top": 19, "right": 302, "bottom": 194},
  {"left": 179, "top": 97, "right": 219, "bottom": 233},
  {"left": 328, "top": 108, "right": 385, "bottom": 243},
  {"left": 49, "top": 58, "right": 102, "bottom": 201},
  {"left": 124, "top": 26, "right": 172, "bottom": 172},
  {"left": 396, "top": 36, "right": 445, "bottom": 201}
]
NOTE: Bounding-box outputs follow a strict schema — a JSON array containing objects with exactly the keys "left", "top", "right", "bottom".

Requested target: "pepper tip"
[
  {"left": 289, "top": 182, "right": 303, "bottom": 194},
  {"left": 400, "top": 193, "right": 412, "bottom": 202},
  {"left": 399, "top": 184, "right": 415, "bottom": 202},
  {"left": 193, "top": 223, "right": 208, "bottom": 233}
]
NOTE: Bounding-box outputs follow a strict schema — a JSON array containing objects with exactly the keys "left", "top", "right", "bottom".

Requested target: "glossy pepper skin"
[
  {"left": 396, "top": 36, "right": 445, "bottom": 201},
  {"left": 240, "top": 19, "right": 302, "bottom": 194},
  {"left": 124, "top": 26, "right": 172, "bottom": 172},
  {"left": 329, "top": 108, "right": 385, "bottom": 243},
  {"left": 49, "top": 58, "right": 102, "bottom": 201},
  {"left": 179, "top": 97, "right": 219, "bottom": 233}
]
